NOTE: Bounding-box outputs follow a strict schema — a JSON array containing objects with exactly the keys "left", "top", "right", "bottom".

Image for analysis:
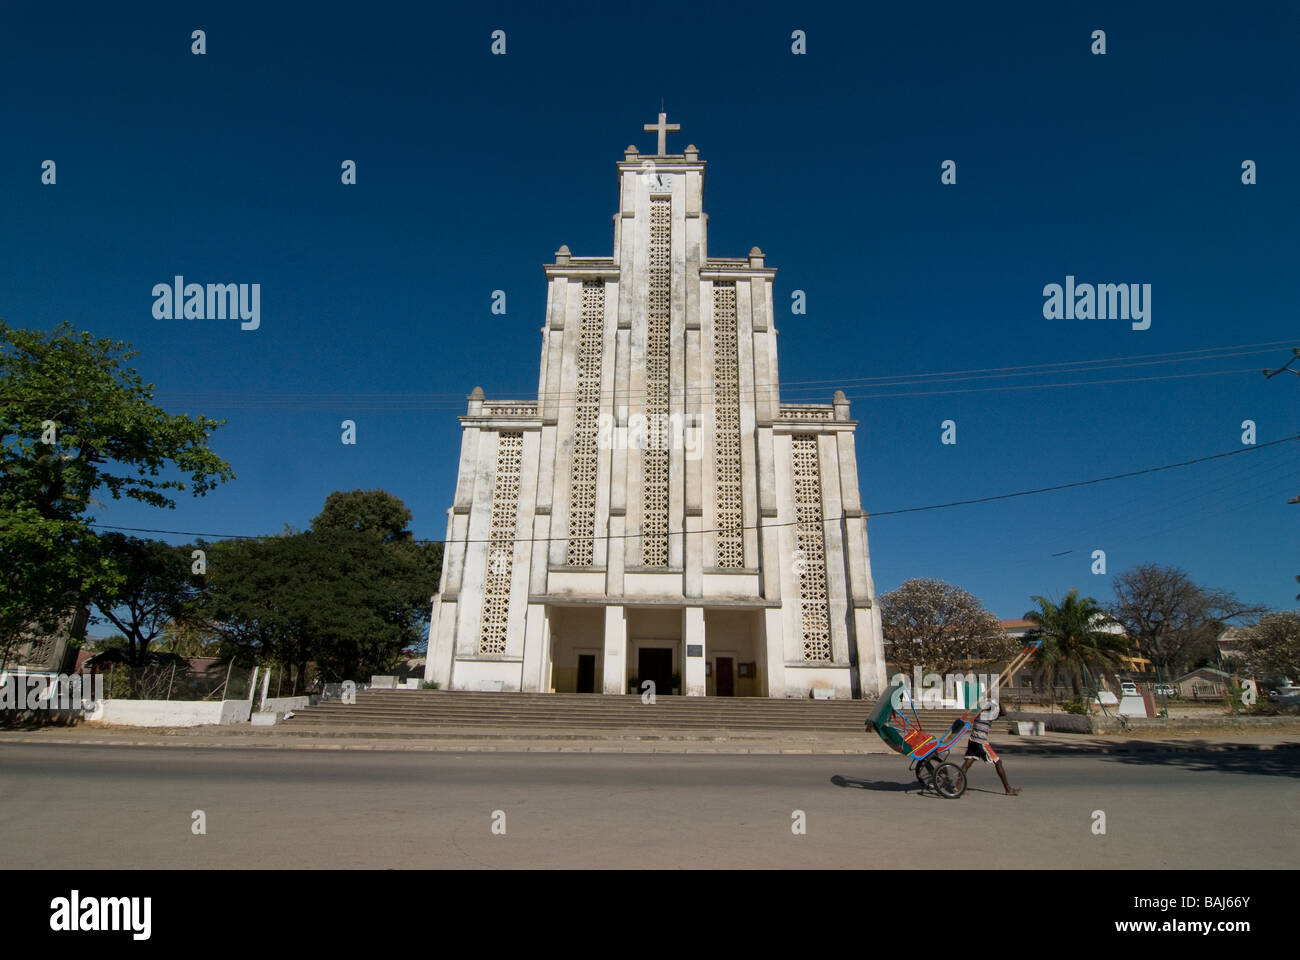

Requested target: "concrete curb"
[{"left": 1, "top": 732, "right": 1296, "bottom": 756}]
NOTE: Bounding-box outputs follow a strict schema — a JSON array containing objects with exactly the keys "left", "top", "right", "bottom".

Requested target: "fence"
[
  {"left": 254, "top": 663, "right": 316, "bottom": 700},
  {"left": 99, "top": 662, "right": 255, "bottom": 702}
]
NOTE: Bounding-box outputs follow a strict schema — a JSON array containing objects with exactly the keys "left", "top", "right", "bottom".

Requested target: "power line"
[
  {"left": 868, "top": 433, "right": 1298, "bottom": 518},
  {"left": 8, "top": 338, "right": 1281, "bottom": 412},
  {"left": 103, "top": 363, "right": 1270, "bottom": 414},
  {"left": 166, "top": 336, "right": 1300, "bottom": 398},
  {"left": 842, "top": 366, "right": 1256, "bottom": 400},
  {"left": 87, "top": 433, "right": 1300, "bottom": 544},
  {"left": 910, "top": 443, "right": 1293, "bottom": 574}
]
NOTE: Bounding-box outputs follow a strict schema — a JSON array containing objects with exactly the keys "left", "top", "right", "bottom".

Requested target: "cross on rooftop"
[{"left": 643, "top": 111, "right": 680, "bottom": 156}]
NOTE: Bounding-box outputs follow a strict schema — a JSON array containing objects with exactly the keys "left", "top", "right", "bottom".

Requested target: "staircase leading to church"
[{"left": 280, "top": 689, "right": 972, "bottom": 734}]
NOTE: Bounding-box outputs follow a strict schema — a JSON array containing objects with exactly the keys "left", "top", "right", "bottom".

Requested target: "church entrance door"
[
  {"left": 716, "top": 657, "right": 735, "bottom": 697},
  {"left": 638, "top": 647, "right": 674, "bottom": 697},
  {"left": 576, "top": 654, "right": 596, "bottom": 693}
]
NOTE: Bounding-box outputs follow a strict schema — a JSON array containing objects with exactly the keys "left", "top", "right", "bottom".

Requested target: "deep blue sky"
[{"left": 3, "top": 1, "right": 1297, "bottom": 620}]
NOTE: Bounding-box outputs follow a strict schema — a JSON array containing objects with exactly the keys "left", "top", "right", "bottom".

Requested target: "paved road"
[{"left": 1, "top": 744, "right": 1295, "bottom": 868}]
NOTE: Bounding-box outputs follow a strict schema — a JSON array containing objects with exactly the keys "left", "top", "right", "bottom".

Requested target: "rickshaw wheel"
[
  {"left": 933, "top": 763, "right": 967, "bottom": 799},
  {"left": 914, "top": 758, "right": 934, "bottom": 784}
]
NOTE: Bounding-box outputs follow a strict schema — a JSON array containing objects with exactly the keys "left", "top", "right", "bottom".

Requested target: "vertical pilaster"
[
  {"left": 684, "top": 606, "right": 706, "bottom": 696},
  {"left": 624, "top": 179, "right": 648, "bottom": 572},
  {"left": 667, "top": 181, "right": 687, "bottom": 571},
  {"left": 454, "top": 430, "right": 499, "bottom": 658},
  {"left": 818, "top": 432, "right": 850, "bottom": 665},
  {"left": 594, "top": 281, "right": 618, "bottom": 568},
  {"left": 762, "top": 608, "right": 786, "bottom": 698},
  {"left": 521, "top": 602, "right": 547, "bottom": 692},
  {"left": 700, "top": 280, "right": 717, "bottom": 569},
  {"left": 685, "top": 510, "right": 703, "bottom": 598},
  {"left": 602, "top": 605, "right": 628, "bottom": 694},
  {"left": 549, "top": 282, "right": 583, "bottom": 568},
  {"left": 606, "top": 512, "right": 626, "bottom": 597},
  {"left": 756, "top": 426, "right": 781, "bottom": 598}
]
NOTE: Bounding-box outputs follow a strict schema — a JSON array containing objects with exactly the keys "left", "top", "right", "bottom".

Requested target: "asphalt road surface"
[{"left": 2, "top": 744, "right": 1295, "bottom": 868}]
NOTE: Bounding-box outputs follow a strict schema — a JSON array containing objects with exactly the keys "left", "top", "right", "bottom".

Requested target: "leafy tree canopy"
[
  {"left": 313, "top": 488, "right": 414, "bottom": 543},
  {"left": 1025, "top": 589, "right": 1128, "bottom": 697},
  {"left": 0, "top": 321, "right": 233, "bottom": 645},
  {"left": 84, "top": 533, "right": 204, "bottom": 667},
  {"left": 202, "top": 490, "right": 440, "bottom": 691}
]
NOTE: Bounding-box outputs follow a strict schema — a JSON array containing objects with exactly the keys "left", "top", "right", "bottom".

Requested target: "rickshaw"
[{"left": 863, "top": 640, "right": 1042, "bottom": 798}]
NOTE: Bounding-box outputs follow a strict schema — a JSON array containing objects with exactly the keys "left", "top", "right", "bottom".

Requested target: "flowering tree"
[
  {"left": 1237, "top": 612, "right": 1300, "bottom": 682},
  {"left": 879, "top": 578, "right": 1014, "bottom": 675}
]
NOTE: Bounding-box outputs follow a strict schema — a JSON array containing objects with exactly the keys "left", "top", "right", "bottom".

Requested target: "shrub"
[{"left": 1060, "top": 697, "right": 1088, "bottom": 715}]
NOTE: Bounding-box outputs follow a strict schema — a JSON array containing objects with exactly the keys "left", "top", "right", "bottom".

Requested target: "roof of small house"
[{"left": 1174, "top": 667, "right": 1231, "bottom": 682}]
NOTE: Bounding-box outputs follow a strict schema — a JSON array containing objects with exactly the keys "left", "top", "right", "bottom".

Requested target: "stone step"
[
  {"left": 329, "top": 692, "right": 944, "bottom": 712},
  {"left": 291, "top": 713, "right": 882, "bottom": 724},
  {"left": 284, "top": 712, "right": 966, "bottom": 725},
  {"left": 346, "top": 695, "right": 873, "bottom": 710},
  {"left": 283, "top": 716, "right": 868, "bottom": 731},
  {"left": 301, "top": 699, "right": 886, "bottom": 713},
  {"left": 260, "top": 727, "right": 871, "bottom": 741},
  {"left": 281, "top": 690, "right": 972, "bottom": 733}
]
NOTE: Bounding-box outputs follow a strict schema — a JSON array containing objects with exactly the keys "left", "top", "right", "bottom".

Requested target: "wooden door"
[{"left": 716, "top": 657, "right": 735, "bottom": 697}]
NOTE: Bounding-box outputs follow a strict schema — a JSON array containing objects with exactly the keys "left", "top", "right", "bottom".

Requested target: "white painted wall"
[
  {"left": 91, "top": 698, "right": 252, "bottom": 727},
  {"left": 262, "top": 696, "right": 310, "bottom": 714}
]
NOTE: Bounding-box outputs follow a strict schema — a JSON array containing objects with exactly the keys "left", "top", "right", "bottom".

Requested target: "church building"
[{"left": 425, "top": 115, "right": 887, "bottom": 699}]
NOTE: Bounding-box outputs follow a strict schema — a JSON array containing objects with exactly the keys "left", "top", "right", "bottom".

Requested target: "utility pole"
[{"left": 1261, "top": 345, "right": 1300, "bottom": 382}]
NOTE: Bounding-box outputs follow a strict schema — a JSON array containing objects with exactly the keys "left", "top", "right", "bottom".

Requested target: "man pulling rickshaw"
[{"left": 863, "top": 640, "right": 1041, "bottom": 799}]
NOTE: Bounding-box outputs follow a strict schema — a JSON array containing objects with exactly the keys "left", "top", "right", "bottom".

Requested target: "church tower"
[{"left": 425, "top": 115, "right": 887, "bottom": 699}]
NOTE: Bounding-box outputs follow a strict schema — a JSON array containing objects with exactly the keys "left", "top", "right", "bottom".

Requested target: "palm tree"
[{"left": 1025, "top": 589, "right": 1129, "bottom": 702}]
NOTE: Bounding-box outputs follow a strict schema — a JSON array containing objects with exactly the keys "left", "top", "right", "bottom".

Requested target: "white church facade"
[{"left": 425, "top": 115, "right": 887, "bottom": 699}]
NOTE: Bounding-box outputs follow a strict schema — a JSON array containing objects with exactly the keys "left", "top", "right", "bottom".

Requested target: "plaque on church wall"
[{"left": 687, "top": 644, "right": 703, "bottom": 657}]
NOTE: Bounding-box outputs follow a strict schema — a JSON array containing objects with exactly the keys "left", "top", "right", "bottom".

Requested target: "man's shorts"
[{"left": 965, "top": 740, "right": 999, "bottom": 764}]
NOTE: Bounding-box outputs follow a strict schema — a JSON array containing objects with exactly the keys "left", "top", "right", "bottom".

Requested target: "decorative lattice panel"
[
  {"left": 712, "top": 284, "right": 743, "bottom": 567},
  {"left": 479, "top": 432, "right": 522, "bottom": 655},
  {"left": 642, "top": 197, "right": 671, "bottom": 566},
  {"left": 792, "top": 435, "right": 832, "bottom": 662},
  {"left": 566, "top": 281, "right": 604, "bottom": 566}
]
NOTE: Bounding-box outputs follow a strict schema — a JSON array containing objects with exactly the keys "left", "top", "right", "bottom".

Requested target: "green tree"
[
  {"left": 312, "top": 488, "right": 443, "bottom": 644},
  {"left": 1025, "top": 589, "right": 1129, "bottom": 699},
  {"left": 201, "top": 491, "right": 439, "bottom": 692},
  {"left": 84, "top": 534, "right": 204, "bottom": 666},
  {"left": 0, "top": 322, "right": 233, "bottom": 662},
  {"left": 155, "top": 616, "right": 223, "bottom": 658},
  {"left": 201, "top": 534, "right": 317, "bottom": 690},
  {"left": 299, "top": 526, "right": 434, "bottom": 681},
  {"left": 313, "top": 488, "right": 414, "bottom": 543}
]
